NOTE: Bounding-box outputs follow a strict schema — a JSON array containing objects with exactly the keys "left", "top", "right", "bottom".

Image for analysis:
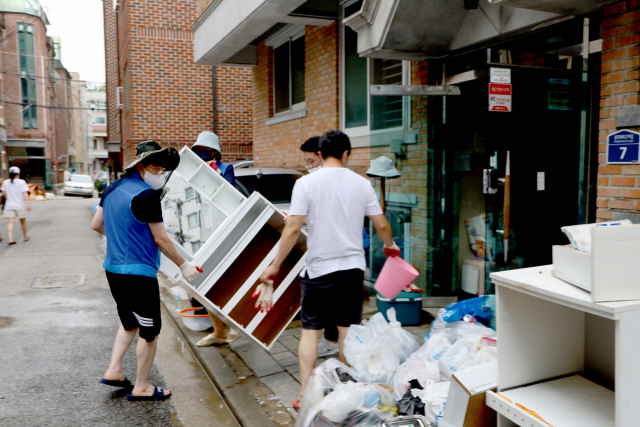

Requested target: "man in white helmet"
[{"left": 190, "top": 131, "right": 239, "bottom": 346}]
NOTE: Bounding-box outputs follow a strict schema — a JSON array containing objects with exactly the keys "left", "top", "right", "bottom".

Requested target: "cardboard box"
[{"left": 440, "top": 361, "right": 497, "bottom": 427}]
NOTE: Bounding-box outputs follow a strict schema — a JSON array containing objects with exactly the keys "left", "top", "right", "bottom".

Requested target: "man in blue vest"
[{"left": 91, "top": 141, "right": 202, "bottom": 401}]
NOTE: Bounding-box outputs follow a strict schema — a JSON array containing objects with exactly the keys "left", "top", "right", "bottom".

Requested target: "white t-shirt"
[
  {"left": 288, "top": 167, "right": 383, "bottom": 279},
  {"left": 1, "top": 178, "right": 29, "bottom": 210}
]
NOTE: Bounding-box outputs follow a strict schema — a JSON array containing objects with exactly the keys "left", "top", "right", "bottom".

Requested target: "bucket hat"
[
  {"left": 192, "top": 131, "right": 221, "bottom": 153},
  {"left": 124, "top": 141, "right": 180, "bottom": 173},
  {"left": 366, "top": 156, "right": 401, "bottom": 179}
]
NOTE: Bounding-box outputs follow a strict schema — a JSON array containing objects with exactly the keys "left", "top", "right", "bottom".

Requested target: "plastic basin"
[
  {"left": 179, "top": 307, "right": 213, "bottom": 331},
  {"left": 374, "top": 256, "right": 419, "bottom": 300}
]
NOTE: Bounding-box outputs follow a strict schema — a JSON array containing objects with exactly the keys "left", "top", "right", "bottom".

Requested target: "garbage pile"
[{"left": 295, "top": 296, "right": 496, "bottom": 427}]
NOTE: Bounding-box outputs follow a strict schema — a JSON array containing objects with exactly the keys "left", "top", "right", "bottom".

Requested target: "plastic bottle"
[{"left": 174, "top": 294, "right": 181, "bottom": 311}]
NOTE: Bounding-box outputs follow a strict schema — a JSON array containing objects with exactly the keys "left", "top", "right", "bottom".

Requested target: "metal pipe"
[{"left": 212, "top": 67, "right": 217, "bottom": 133}]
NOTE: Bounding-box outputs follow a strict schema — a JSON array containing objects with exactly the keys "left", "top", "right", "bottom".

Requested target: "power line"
[{"left": 1, "top": 100, "right": 104, "bottom": 111}]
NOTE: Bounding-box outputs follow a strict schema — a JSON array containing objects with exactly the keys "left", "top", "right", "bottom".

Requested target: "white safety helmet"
[{"left": 193, "top": 131, "right": 221, "bottom": 153}]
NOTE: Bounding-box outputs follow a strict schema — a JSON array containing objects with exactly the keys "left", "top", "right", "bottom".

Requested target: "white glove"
[{"left": 180, "top": 261, "right": 201, "bottom": 283}]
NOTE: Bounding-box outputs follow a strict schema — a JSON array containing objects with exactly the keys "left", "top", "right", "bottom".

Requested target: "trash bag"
[
  {"left": 438, "top": 332, "right": 497, "bottom": 380},
  {"left": 442, "top": 296, "right": 494, "bottom": 326},
  {"left": 426, "top": 301, "right": 497, "bottom": 342},
  {"left": 296, "top": 359, "right": 367, "bottom": 427},
  {"left": 306, "top": 382, "right": 397, "bottom": 427},
  {"left": 411, "top": 380, "right": 450, "bottom": 425},
  {"left": 398, "top": 380, "right": 425, "bottom": 416},
  {"left": 344, "top": 308, "right": 420, "bottom": 384},
  {"left": 392, "top": 346, "right": 441, "bottom": 400}
]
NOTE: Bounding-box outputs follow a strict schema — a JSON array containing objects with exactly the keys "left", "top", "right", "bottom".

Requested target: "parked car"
[
  {"left": 64, "top": 174, "right": 94, "bottom": 198},
  {"left": 230, "top": 159, "right": 254, "bottom": 169},
  {"left": 234, "top": 167, "right": 302, "bottom": 212}
]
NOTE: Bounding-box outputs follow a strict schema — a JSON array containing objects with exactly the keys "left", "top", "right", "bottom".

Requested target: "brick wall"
[
  {"left": 597, "top": 0, "right": 640, "bottom": 220},
  {"left": 110, "top": 0, "right": 252, "bottom": 167},
  {"left": 103, "top": 0, "right": 121, "bottom": 149},
  {"left": 216, "top": 66, "right": 253, "bottom": 161},
  {"left": 252, "top": 23, "right": 369, "bottom": 172},
  {"left": 196, "top": 0, "right": 215, "bottom": 20}
]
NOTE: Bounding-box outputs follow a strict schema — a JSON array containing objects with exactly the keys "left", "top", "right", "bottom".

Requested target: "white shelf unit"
[
  {"left": 487, "top": 265, "right": 640, "bottom": 427},
  {"left": 160, "top": 146, "right": 307, "bottom": 350}
]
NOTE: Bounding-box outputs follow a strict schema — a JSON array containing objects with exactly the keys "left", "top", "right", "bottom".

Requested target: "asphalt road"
[{"left": 0, "top": 197, "right": 238, "bottom": 427}]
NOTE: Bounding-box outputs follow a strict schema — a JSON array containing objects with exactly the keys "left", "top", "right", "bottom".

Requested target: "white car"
[{"left": 64, "top": 174, "right": 94, "bottom": 198}]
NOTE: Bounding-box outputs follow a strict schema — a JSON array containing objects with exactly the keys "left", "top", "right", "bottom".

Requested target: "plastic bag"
[
  {"left": 441, "top": 296, "right": 494, "bottom": 326},
  {"left": 426, "top": 297, "right": 496, "bottom": 341},
  {"left": 296, "top": 359, "right": 365, "bottom": 427},
  {"left": 561, "top": 220, "right": 631, "bottom": 254},
  {"left": 392, "top": 340, "right": 442, "bottom": 400},
  {"left": 398, "top": 388, "right": 425, "bottom": 416},
  {"left": 438, "top": 331, "right": 497, "bottom": 380},
  {"left": 411, "top": 380, "right": 450, "bottom": 424},
  {"left": 344, "top": 308, "right": 420, "bottom": 384},
  {"left": 305, "top": 382, "right": 397, "bottom": 427}
]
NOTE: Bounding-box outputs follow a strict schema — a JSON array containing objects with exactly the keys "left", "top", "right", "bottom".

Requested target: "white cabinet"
[
  {"left": 159, "top": 147, "right": 306, "bottom": 350},
  {"left": 486, "top": 265, "right": 640, "bottom": 427}
]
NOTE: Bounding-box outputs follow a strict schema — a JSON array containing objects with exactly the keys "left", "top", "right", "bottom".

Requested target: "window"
[
  {"left": 69, "top": 175, "right": 93, "bottom": 183},
  {"left": 340, "top": 3, "right": 410, "bottom": 138},
  {"left": 94, "top": 117, "right": 106, "bottom": 124},
  {"left": 191, "top": 241, "right": 202, "bottom": 252},
  {"left": 371, "top": 59, "right": 403, "bottom": 130},
  {"left": 93, "top": 139, "right": 98, "bottom": 150},
  {"left": 273, "top": 33, "right": 305, "bottom": 114},
  {"left": 187, "top": 213, "right": 199, "bottom": 228},
  {"left": 185, "top": 188, "right": 195, "bottom": 199},
  {"left": 18, "top": 23, "right": 37, "bottom": 129},
  {"left": 235, "top": 173, "right": 301, "bottom": 204}
]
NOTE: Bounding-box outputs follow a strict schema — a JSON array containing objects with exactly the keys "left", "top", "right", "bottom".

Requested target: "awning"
[
  {"left": 193, "top": 0, "right": 336, "bottom": 66},
  {"left": 344, "top": 0, "right": 614, "bottom": 60}
]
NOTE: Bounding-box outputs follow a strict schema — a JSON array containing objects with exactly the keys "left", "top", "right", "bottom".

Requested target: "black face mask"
[{"left": 195, "top": 150, "right": 214, "bottom": 162}]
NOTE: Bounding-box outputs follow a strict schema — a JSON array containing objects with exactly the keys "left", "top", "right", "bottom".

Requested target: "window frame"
[
  {"left": 18, "top": 23, "right": 37, "bottom": 129},
  {"left": 94, "top": 116, "right": 106, "bottom": 124},
  {"left": 339, "top": 2, "right": 412, "bottom": 145},
  {"left": 266, "top": 25, "right": 306, "bottom": 125},
  {"left": 187, "top": 212, "right": 199, "bottom": 228},
  {"left": 185, "top": 187, "right": 196, "bottom": 200}
]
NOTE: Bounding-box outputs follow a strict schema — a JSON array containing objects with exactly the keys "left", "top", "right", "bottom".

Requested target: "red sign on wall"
[{"left": 489, "top": 83, "right": 512, "bottom": 112}]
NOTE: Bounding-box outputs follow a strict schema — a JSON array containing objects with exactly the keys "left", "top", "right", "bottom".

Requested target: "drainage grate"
[{"left": 32, "top": 274, "right": 86, "bottom": 289}]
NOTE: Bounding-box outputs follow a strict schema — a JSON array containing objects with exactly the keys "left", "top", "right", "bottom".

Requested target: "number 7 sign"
[{"left": 607, "top": 130, "right": 640, "bottom": 164}]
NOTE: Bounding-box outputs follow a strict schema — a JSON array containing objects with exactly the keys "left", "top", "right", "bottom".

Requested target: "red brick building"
[
  {"left": 102, "top": 0, "right": 252, "bottom": 171},
  {"left": 193, "top": 0, "right": 640, "bottom": 300},
  {"left": 0, "top": 4, "right": 59, "bottom": 187}
]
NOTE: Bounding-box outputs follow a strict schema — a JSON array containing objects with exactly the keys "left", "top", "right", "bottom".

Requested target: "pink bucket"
[{"left": 374, "top": 256, "right": 419, "bottom": 300}]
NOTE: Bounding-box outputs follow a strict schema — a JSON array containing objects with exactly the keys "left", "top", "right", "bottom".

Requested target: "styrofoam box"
[{"left": 552, "top": 224, "right": 640, "bottom": 302}]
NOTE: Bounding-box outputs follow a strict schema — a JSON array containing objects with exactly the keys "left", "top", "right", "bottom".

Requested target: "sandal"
[
  {"left": 24, "top": 237, "right": 29, "bottom": 242},
  {"left": 127, "top": 385, "right": 171, "bottom": 401},
  {"left": 100, "top": 377, "right": 132, "bottom": 388},
  {"left": 8, "top": 241, "right": 16, "bottom": 245},
  {"left": 293, "top": 398, "right": 301, "bottom": 411},
  {"left": 197, "top": 333, "right": 229, "bottom": 347}
]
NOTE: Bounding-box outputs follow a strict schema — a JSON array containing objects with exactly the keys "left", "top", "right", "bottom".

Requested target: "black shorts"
[
  {"left": 300, "top": 268, "right": 364, "bottom": 330},
  {"left": 105, "top": 271, "right": 162, "bottom": 342}
]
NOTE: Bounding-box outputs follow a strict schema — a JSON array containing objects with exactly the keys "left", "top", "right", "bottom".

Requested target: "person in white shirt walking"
[
  {"left": 0, "top": 166, "right": 31, "bottom": 245},
  {"left": 256, "top": 130, "right": 400, "bottom": 409}
]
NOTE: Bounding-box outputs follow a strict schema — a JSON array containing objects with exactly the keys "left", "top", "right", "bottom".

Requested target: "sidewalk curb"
[{"left": 161, "top": 298, "right": 281, "bottom": 427}]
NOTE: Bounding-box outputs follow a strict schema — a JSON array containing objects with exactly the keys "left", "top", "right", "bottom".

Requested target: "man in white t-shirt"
[
  {"left": 0, "top": 166, "right": 31, "bottom": 245},
  {"left": 256, "top": 130, "right": 400, "bottom": 407}
]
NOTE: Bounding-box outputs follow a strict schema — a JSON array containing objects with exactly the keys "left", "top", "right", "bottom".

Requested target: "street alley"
[{"left": 0, "top": 198, "right": 239, "bottom": 427}]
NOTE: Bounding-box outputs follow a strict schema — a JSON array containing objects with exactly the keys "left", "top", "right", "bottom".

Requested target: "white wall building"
[{"left": 87, "top": 86, "right": 107, "bottom": 173}]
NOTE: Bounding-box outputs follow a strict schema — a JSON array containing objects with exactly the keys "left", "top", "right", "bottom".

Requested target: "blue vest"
[{"left": 103, "top": 174, "right": 161, "bottom": 278}]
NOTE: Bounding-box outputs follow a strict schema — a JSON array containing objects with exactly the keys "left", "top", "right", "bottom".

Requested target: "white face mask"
[
  {"left": 308, "top": 164, "right": 322, "bottom": 173},
  {"left": 142, "top": 169, "right": 166, "bottom": 190}
]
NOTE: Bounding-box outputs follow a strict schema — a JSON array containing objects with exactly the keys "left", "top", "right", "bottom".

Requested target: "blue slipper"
[
  {"left": 127, "top": 386, "right": 171, "bottom": 402},
  {"left": 100, "top": 377, "right": 132, "bottom": 388}
]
